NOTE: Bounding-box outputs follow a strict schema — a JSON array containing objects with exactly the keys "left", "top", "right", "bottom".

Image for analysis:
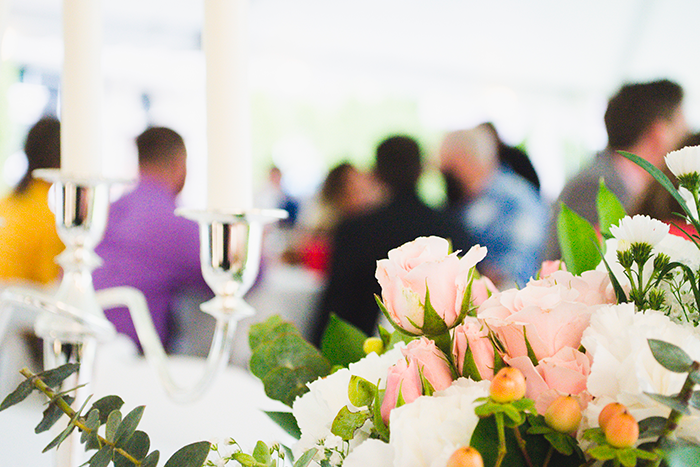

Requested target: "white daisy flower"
[
  {"left": 665, "top": 145, "right": 700, "bottom": 179},
  {"left": 609, "top": 215, "right": 669, "bottom": 250}
]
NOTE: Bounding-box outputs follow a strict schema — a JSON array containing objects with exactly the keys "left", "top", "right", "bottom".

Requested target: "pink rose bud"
[
  {"left": 380, "top": 337, "right": 454, "bottom": 424},
  {"left": 452, "top": 318, "right": 495, "bottom": 381},
  {"left": 539, "top": 260, "right": 566, "bottom": 277},
  {"left": 375, "top": 236, "right": 487, "bottom": 335}
]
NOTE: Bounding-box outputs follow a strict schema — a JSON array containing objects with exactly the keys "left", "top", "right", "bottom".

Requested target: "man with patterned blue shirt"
[{"left": 439, "top": 125, "right": 546, "bottom": 288}]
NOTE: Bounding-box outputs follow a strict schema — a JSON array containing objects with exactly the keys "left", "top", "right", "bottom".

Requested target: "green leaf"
[
  {"left": 597, "top": 179, "right": 627, "bottom": 239},
  {"left": 544, "top": 432, "right": 576, "bottom": 456},
  {"left": 0, "top": 379, "right": 35, "bottom": 411},
  {"left": 141, "top": 451, "right": 160, "bottom": 467},
  {"left": 619, "top": 151, "right": 698, "bottom": 232},
  {"left": 348, "top": 376, "right": 376, "bottom": 408},
  {"left": 35, "top": 395, "right": 75, "bottom": 433},
  {"left": 522, "top": 327, "right": 539, "bottom": 367},
  {"left": 43, "top": 423, "right": 76, "bottom": 452},
  {"left": 252, "top": 440, "right": 271, "bottom": 464},
  {"left": 39, "top": 363, "right": 81, "bottom": 387},
  {"left": 648, "top": 339, "right": 694, "bottom": 373},
  {"left": 89, "top": 445, "right": 113, "bottom": 467},
  {"left": 114, "top": 431, "right": 151, "bottom": 467},
  {"left": 248, "top": 315, "right": 300, "bottom": 353},
  {"left": 106, "top": 410, "right": 122, "bottom": 443},
  {"left": 81, "top": 409, "right": 102, "bottom": 449},
  {"left": 421, "top": 285, "right": 449, "bottom": 336},
  {"left": 293, "top": 448, "right": 318, "bottom": 467},
  {"left": 114, "top": 406, "right": 145, "bottom": 448},
  {"left": 89, "top": 395, "right": 124, "bottom": 425},
  {"left": 664, "top": 445, "right": 700, "bottom": 467},
  {"left": 461, "top": 344, "right": 483, "bottom": 381},
  {"left": 321, "top": 314, "right": 368, "bottom": 368},
  {"left": 261, "top": 357, "right": 331, "bottom": 407},
  {"left": 557, "top": 203, "right": 601, "bottom": 275},
  {"left": 638, "top": 416, "right": 668, "bottom": 438},
  {"left": 232, "top": 452, "right": 258, "bottom": 466},
  {"left": 644, "top": 392, "right": 691, "bottom": 415},
  {"left": 617, "top": 448, "right": 637, "bottom": 467},
  {"left": 371, "top": 385, "right": 389, "bottom": 442},
  {"left": 163, "top": 441, "right": 211, "bottom": 467},
  {"left": 330, "top": 406, "right": 370, "bottom": 441},
  {"left": 249, "top": 331, "right": 330, "bottom": 383},
  {"left": 587, "top": 444, "right": 617, "bottom": 461},
  {"left": 264, "top": 411, "right": 301, "bottom": 440}
]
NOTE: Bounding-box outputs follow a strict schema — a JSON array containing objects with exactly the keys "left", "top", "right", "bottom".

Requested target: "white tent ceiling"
[{"left": 2, "top": 0, "right": 700, "bottom": 201}]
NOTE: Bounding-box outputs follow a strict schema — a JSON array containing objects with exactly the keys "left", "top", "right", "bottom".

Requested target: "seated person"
[{"left": 93, "top": 127, "right": 212, "bottom": 353}]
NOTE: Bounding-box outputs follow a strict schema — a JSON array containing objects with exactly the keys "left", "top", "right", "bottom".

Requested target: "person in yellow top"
[{"left": 0, "top": 117, "right": 64, "bottom": 285}]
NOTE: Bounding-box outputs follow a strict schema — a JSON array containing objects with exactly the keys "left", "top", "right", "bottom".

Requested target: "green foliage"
[
  {"left": 557, "top": 203, "right": 601, "bottom": 274},
  {"left": 583, "top": 428, "right": 659, "bottom": 466},
  {"left": 596, "top": 178, "right": 627, "bottom": 239},
  {"left": 331, "top": 406, "right": 370, "bottom": 441},
  {"left": 526, "top": 415, "right": 582, "bottom": 457},
  {"left": 649, "top": 338, "right": 694, "bottom": 373},
  {"left": 320, "top": 314, "right": 368, "bottom": 368},
  {"left": 249, "top": 316, "right": 331, "bottom": 407},
  {"left": 264, "top": 411, "right": 301, "bottom": 440},
  {"left": 163, "top": 442, "right": 211, "bottom": 467}
]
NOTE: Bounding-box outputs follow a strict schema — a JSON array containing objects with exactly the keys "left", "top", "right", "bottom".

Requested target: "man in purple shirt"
[{"left": 93, "top": 127, "right": 211, "bottom": 352}]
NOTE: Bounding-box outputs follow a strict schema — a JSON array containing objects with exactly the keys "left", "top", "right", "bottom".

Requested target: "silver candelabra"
[{"left": 0, "top": 169, "right": 286, "bottom": 466}]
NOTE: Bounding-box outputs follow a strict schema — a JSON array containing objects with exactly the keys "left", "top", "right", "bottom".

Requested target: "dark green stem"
[
  {"left": 19, "top": 367, "right": 142, "bottom": 466},
  {"left": 658, "top": 361, "right": 700, "bottom": 442},
  {"left": 512, "top": 426, "right": 534, "bottom": 467},
  {"left": 542, "top": 445, "right": 553, "bottom": 467}
]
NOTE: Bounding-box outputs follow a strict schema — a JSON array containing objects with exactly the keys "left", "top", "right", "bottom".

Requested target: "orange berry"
[
  {"left": 489, "top": 367, "right": 527, "bottom": 403},
  {"left": 598, "top": 402, "right": 627, "bottom": 432},
  {"left": 604, "top": 411, "right": 639, "bottom": 448},
  {"left": 446, "top": 446, "right": 484, "bottom": 467},
  {"left": 544, "top": 396, "right": 582, "bottom": 434}
]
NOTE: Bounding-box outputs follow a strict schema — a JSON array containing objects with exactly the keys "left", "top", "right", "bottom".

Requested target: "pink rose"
[
  {"left": 478, "top": 269, "right": 615, "bottom": 360},
  {"left": 452, "top": 317, "right": 495, "bottom": 381},
  {"left": 380, "top": 337, "right": 453, "bottom": 423},
  {"left": 507, "top": 347, "right": 591, "bottom": 414},
  {"left": 376, "top": 236, "right": 487, "bottom": 334},
  {"left": 470, "top": 276, "right": 499, "bottom": 307},
  {"left": 539, "top": 260, "right": 566, "bottom": 277}
]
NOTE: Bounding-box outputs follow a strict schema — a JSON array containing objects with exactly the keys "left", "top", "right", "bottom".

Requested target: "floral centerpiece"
[{"left": 5, "top": 147, "right": 700, "bottom": 467}]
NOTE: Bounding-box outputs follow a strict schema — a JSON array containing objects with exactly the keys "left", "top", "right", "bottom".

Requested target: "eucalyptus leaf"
[
  {"left": 89, "top": 395, "right": 124, "bottom": 425},
  {"left": 644, "top": 392, "right": 691, "bottom": 415},
  {"left": 114, "top": 431, "right": 151, "bottom": 467},
  {"left": 597, "top": 179, "right": 627, "bottom": 239},
  {"left": 39, "top": 363, "right": 81, "bottom": 388},
  {"left": 321, "top": 314, "right": 368, "bottom": 368},
  {"left": 141, "top": 450, "right": 160, "bottom": 467},
  {"left": 293, "top": 448, "right": 318, "bottom": 467},
  {"left": 114, "top": 405, "right": 145, "bottom": 448},
  {"left": 35, "top": 395, "right": 75, "bottom": 433},
  {"left": 262, "top": 359, "right": 330, "bottom": 407},
  {"left": 248, "top": 315, "right": 300, "bottom": 353},
  {"left": 264, "top": 411, "right": 301, "bottom": 440},
  {"left": 81, "top": 409, "right": 101, "bottom": 448},
  {"left": 163, "top": 441, "right": 211, "bottom": 467},
  {"left": 43, "top": 423, "right": 76, "bottom": 453},
  {"left": 89, "top": 445, "right": 113, "bottom": 467},
  {"left": 249, "top": 331, "right": 330, "bottom": 383},
  {"left": 648, "top": 339, "right": 694, "bottom": 373},
  {"left": 0, "top": 379, "right": 35, "bottom": 411},
  {"left": 330, "top": 406, "right": 369, "bottom": 441},
  {"left": 557, "top": 203, "right": 601, "bottom": 275},
  {"left": 638, "top": 416, "right": 668, "bottom": 438},
  {"left": 106, "top": 410, "right": 122, "bottom": 443}
]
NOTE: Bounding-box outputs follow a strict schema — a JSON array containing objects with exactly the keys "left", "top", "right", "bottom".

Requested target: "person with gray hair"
[{"left": 439, "top": 126, "right": 546, "bottom": 288}]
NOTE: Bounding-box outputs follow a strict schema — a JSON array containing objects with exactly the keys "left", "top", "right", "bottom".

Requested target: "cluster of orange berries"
[{"left": 445, "top": 367, "right": 641, "bottom": 466}]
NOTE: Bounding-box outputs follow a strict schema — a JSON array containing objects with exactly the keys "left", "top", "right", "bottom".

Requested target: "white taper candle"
[{"left": 204, "top": 0, "right": 253, "bottom": 211}]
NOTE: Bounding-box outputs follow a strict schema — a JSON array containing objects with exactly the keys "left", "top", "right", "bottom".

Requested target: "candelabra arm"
[{"left": 95, "top": 287, "right": 238, "bottom": 403}]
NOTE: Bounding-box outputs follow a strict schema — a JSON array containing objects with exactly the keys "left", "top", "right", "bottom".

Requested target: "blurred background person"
[
  {"left": 93, "top": 127, "right": 213, "bottom": 355},
  {"left": 285, "top": 161, "right": 381, "bottom": 274},
  {"left": 544, "top": 79, "right": 689, "bottom": 260},
  {"left": 0, "top": 116, "right": 63, "bottom": 285},
  {"left": 313, "top": 135, "right": 470, "bottom": 343},
  {"left": 439, "top": 125, "right": 546, "bottom": 288}
]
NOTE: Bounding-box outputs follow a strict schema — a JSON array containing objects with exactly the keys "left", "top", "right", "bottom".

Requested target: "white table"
[{"left": 0, "top": 336, "right": 295, "bottom": 467}]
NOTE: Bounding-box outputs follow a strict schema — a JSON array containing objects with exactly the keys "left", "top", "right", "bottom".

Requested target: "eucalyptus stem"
[
  {"left": 19, "top": 367, "right": 142, "bottom": 466},
  {"left": 494, "top": 412, "right": 507, "bottom": 467},
  {"left": 658, "top": 361, "right": 700, "bottom": 440}
]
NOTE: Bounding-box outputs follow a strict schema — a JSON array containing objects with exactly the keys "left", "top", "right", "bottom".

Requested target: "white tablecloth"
[{"left": 0, "top": 336, "right": 295, "bottom": 467}]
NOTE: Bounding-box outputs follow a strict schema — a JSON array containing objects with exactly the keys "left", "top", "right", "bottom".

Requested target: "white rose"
[{"left": 388, "top": 378, "right": 489, "bottom": 467}]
